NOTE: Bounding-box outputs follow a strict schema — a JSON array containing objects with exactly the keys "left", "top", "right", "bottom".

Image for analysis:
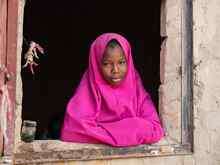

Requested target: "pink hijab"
[{"left": 61, "top": 33, "right": 164, "bottom": 146}]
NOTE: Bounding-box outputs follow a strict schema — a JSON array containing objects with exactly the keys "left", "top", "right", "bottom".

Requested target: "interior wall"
[{"left": 21, "top": 0, "right": 161, "bottom": 139}]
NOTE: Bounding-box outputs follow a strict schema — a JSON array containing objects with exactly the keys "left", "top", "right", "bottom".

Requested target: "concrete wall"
[{"left": 15, "top": 0, "right": 220, "bottom": 164}]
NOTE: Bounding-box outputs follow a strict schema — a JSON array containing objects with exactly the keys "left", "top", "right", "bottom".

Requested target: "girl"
[{"left": 61, "top": 33, "right": 164, "bottom": 147}]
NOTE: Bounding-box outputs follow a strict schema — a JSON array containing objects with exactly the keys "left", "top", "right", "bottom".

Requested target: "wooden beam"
[
  {"left": 4, "top": 0, "right": 19, "bottom": 157},
  {"left": 0, "top": 0, "right": 8, "bottom": 156},
  {"left": 181, "top": 0, "right": 193, "bottom": 150}
]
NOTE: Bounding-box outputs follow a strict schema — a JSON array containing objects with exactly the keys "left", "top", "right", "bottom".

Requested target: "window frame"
[{"left": 0, "top": 0, "right": 193, "bottom": 164}]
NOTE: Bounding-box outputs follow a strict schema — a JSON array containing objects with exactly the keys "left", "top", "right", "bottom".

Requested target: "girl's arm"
[{"left": 138, "top": 95, "right": 164, "bottom": 143}]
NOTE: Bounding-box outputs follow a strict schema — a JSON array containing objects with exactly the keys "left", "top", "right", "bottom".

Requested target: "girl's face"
[{"left": 101, "top": 45, "right": 128, "bottom": 86}]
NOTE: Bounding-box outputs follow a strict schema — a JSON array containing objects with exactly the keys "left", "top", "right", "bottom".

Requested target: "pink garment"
[{"left": 61, "top": 33, "right": 164, "bottom": 147}]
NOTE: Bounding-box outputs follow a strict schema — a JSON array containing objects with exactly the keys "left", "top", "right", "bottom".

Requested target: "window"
[
  {"left": 20, "top": 0, "right": 161, "bottom": 140},
  {"left": 0, "top": 0, "right": 193, "bottom": 164}
]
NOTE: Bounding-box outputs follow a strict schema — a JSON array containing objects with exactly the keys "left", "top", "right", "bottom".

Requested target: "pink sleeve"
[
  {"left": 99, "top": 96, "right": 164, "bottom": 146},
  {"left": 139, "top": 95, "right": 164, "bottom": 143}
]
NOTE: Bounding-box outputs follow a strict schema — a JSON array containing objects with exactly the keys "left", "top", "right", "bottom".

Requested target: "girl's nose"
[{"left": 112, "top": 64, "right": 119, "bottom": 73}]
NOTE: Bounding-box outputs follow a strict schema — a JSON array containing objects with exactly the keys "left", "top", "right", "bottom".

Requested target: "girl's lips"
[{"left": 111, "top": 78, "right": 122, "bottom": 83}]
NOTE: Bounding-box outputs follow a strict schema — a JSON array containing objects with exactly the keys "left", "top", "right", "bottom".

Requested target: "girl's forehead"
[{"left": 103, "top": 46, "right": 126, "bottom": 59}]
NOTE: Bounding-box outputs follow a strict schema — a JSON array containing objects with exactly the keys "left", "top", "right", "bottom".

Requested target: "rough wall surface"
[
  {"left": 159, "top": 0, "right": 182, "bottom": 143},
  {"left": 15, "top": 0, "right": 220, "bottom": 164}
]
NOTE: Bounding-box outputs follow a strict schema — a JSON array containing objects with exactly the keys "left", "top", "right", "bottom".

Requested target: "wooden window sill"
[{"left": 14, "top": 137, "right": 192, "bottom": 164}]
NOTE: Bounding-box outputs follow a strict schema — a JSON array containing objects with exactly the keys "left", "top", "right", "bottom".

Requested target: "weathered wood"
[
  {"left": 4, "top": 0, "right": 19, "bottom": 157},
  {"left": 0, "top": 0, "right": 7, "bottom": 156},
  {"left": 14, "top": 140, "right": 191, "bottom": 164},
  {"left": 181, "top": 0, "right": 193, "bottom": 149}
]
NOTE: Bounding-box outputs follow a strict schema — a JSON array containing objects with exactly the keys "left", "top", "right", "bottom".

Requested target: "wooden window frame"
[{"left": 0, "top": 0, "right": 193, "bottom": 164}]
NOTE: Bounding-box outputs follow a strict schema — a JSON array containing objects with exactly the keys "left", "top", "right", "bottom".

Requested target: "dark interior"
[{"left": 21, "top": 0, "right": 162, "bottom": 139}]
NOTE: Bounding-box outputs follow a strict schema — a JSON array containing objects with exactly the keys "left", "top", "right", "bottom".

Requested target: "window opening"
[{"left": 21, "top": 0, "right": 162, "bottom": 140}]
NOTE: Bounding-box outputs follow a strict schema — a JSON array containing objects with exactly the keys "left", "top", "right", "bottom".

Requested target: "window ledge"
[{"left": 14, "top": 137, "right": 192, "bottom": 164}]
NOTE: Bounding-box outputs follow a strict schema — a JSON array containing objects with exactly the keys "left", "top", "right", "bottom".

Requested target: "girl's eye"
[{"left": 103, "top": 62, "right": 111, "bottom": 66}]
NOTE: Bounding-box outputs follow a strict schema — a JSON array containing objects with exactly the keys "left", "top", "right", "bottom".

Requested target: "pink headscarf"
[{"left": 61, "top": 33, "right": 164, "bottom": 146}]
